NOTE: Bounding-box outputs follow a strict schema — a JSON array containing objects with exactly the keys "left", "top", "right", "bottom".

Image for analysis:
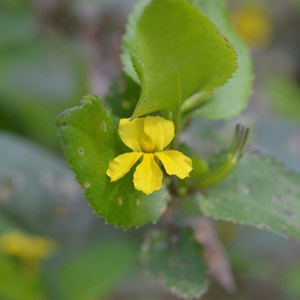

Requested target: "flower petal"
[
  {"left": 143, "top": 116, "right": 174, "bottom": 152},
  {"left": 155, "top": 150, "right": 193, "bottom": 179},
  {"left": 119, "top": 118, "right": 145, "bottom": 152},
  {"left": 119, "top": 116, "right": 174, "bottom": 153},
  {"left": 133, "top": 153, "right": 163, "bottom": 195},
  {"left": 106, "top": 152, "right": 142, "bottom": 181}
]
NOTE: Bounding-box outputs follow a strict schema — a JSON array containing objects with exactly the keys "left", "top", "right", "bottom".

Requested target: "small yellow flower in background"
[
  {"left": 106, "top": 116, "right": 192, "bottom": 195},
  {"left": 0, "top": 231, "right": 56, "bottom": 261},
  {"left": 231, "top": 4, "right": 273, "bottom": 50}
]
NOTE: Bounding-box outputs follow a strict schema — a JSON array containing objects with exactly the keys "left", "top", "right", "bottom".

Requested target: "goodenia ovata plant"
[{"left": 57, "top": 0, "right": 300, "bottom": 299}]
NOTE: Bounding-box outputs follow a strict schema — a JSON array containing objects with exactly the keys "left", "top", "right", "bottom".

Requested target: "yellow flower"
[
  {"left": 0, "top": 231, "right": 56, "bottom": 261},
  {"left": 106, "top": 116, "right": 192, "bottom": 195},
  {"left": 231, "top": 4, "right": 272, "bottom": 50}
]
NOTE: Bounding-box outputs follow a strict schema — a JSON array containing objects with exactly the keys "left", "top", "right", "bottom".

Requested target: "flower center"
[{"left": 140, "top": 136, "right": 156, "bottom": 153}]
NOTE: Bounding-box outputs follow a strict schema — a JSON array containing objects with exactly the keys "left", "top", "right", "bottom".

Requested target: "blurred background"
[{"left": 0, "top": 0, "right": 300, "bottom": 299}]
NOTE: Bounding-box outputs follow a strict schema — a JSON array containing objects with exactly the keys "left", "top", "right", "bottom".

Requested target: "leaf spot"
[
  {"left": 78, "top": 148, "right": 84, "bottom": 155},
  {"left": 118, "top": 197, "right": 123, "bottom": 206},
  {"left": 283, "top": 209, "right": 294, "bottom": 219},
  {"left": 284, "top": 187, "right": 294, "bottom": 195},
  {"left": 242, "top": 186, "right": 251, "bottom": 195},
  {"left": 122, "top": 100, "right": 131, "bottom": 109},
  {"left": 83, "top": 181, "right": 91, "bottom": 189},
  {"left": 272, "top": 195, "right": 281, "bottom": 204},
  {"left": 59, "top": 121, "right": 67, "bottom": 128},
  {"left": 101, "top": 121, "right": 107, "bottom": 132},
  {"left": 136, "top": 199, "right": 141, "bottom": 206}
]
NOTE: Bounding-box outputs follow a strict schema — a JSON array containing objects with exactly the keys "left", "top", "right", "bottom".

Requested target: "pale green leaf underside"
[
  {"left": 190, "top": 0, "right": 253, "bottom": 119},
  {"left": 57, "top": 95, "right": 169, "bottom": 229},
  {"left": 121, "top": 0, "right": 150, "bottom": 85},
  {"left": 199, "top": 150, "right": 300, "bottom": 240},
  {"left": 141, "top": 228, "right": 209, "bottom": 299},
  {"left": 131, "top": 0, "right": 237, "bottom": 117}
]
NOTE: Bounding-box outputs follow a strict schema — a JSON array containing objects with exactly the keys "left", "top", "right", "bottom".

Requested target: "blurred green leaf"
[
  {"left": 293, "top": 0, "right": 300, "bottom": 9},
  {"left": 0, "top": 0, "right": 30, "bottom": 10},
  {"left": 0, "top": 132, "right": 90, "bottom": 237},
  {"left": 199, "top": 150, "right": 300, "bottom": 240},
  {"left": 190, "top": 0, "right": 253, "bottom": 119},
  {"left": 0, "top": 8, "right": 35, "bottom": 50},
  {"left": 0, "top": 255, "right": 44, "bottom": 300},
  {"left": 57, "top": 95, "right": 169, "bottom": 229},
  {"left": 266, "top": 76, "right": 300, "bottom": 121},
  {"left": 121, "top": 0, "right": 150, "bottom": 85},
  {"left": 59, "top": 240, "right": 137, "bottom": 300},
  {"left": 0, "top": 26, "right": 87, "bottom": 150},
  {"left": 282, "top": 264, "right": 300, "bottom": 298},
  {"left": 123, "top": 0, "right": 237, "bottom": 118},
  {"left": 141, "top": 228, "right": 209, "bottom": 299},
  {"left": 0, "top": 214, "right": 17, "bottom": 234},
  {"left": 106, "top": 72, "right": 140, "bottom": 118}
]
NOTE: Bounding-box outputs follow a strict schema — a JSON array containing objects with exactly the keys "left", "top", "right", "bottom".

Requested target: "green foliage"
[
  {"left": 0, "top": 255, "right": 44, "bottom": 300},
  {"left": 3, "top": 0, "right": 300, "bottom": 298},
  {"left": 0, "top": 133, "right": 86, "bottom": 236},
  {"left": 0, "top": 2, "right": 87, "bottom": 150},
  {"left": 123, "top": 0, "right": 237, "bottom": 119},
  {"left": 121, "top": 0, "right": 150, "bottom": 85},
  {"left": 59, "top": 240, "right": 137, "bottom": 300},
  {"left": 195, "top": 124, "right": 249, "bottom": 188},
  {"left": 0, "top": 5, "right": 34, "bottom": 49},
  {"left": 106, "top": 72, "right": 140, "bottom": 118},
  {"left": 190, "top": 0, "right": 253, "bottom": 119},
  {"left": 199, "top": 150, "right": 300, "bottom": 240},
  {"left": 282, "top": 264, "right": 300, "bottom": 298},
  {"left": 141, "top": 228, "right": 209, "bottom": 299},
  {"left": 57, "top": 95, "right": 169, "bottom": 229},
  {"left": 0, "top": 214, "right": 16, "bottom": 234},
  {"left": 293, "top": 0, "right": 300, "bottom": 9},
  {"left": 266, "top": 75, "right": 300, "bottom": 121},
  {"left": 0, "top": 214, "right": 44, "bottom": 299}
]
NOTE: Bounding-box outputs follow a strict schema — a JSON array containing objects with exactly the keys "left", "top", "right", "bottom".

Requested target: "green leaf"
[
  {"left": 266, "top": 75, "right": 300, "bottom": 121},
  {"left": 0, "top": 255, "right": 44, "bottom": 300},
  {"left": 141, "top": 228, "right": 209, "bottom": 299},
  {"left": 199, "top": 150, "right": 300, "bottom": 240},
  {"left": 59, "top": 240, "right": 137, "bottom": 300},
  {"left": 0, "top": 133, "right": 87, "bottom": 236},
  {"left": 282, "top": 264, "right": 300, "bottom": 298},
  {"left": 105, "top": 72, "right": 140, "bottom": 118},
  {"left": 130, "top": 0, "right": 237, "bottom": 117},
  {"left": 296, "top": 0, "right": 300, "bottom": 9},
  {"left": 121, "top": 0, "right": 150, "bottom": 84},
  {"left": 0, "top": 32, "right": 87, "bottom": 150},
  {"left": 0, "top": 6, "right": 35, "bottom": 50},
  {"left": 0, "top": 215, "right": 15, "bottom": 233},
  {"left": 190, "top": 0, "right": 253, "bottom": 119},
  {"left": 57, "top": 95, "right": 169, "bottom": 229}
]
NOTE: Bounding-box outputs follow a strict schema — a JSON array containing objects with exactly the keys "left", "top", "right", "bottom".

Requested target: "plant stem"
[
  {"left": 181, "top": 91, "right": 212, "bottom": 117},
  {"left": 172, "top": 108, "right": 181, "bottom": 149}
]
